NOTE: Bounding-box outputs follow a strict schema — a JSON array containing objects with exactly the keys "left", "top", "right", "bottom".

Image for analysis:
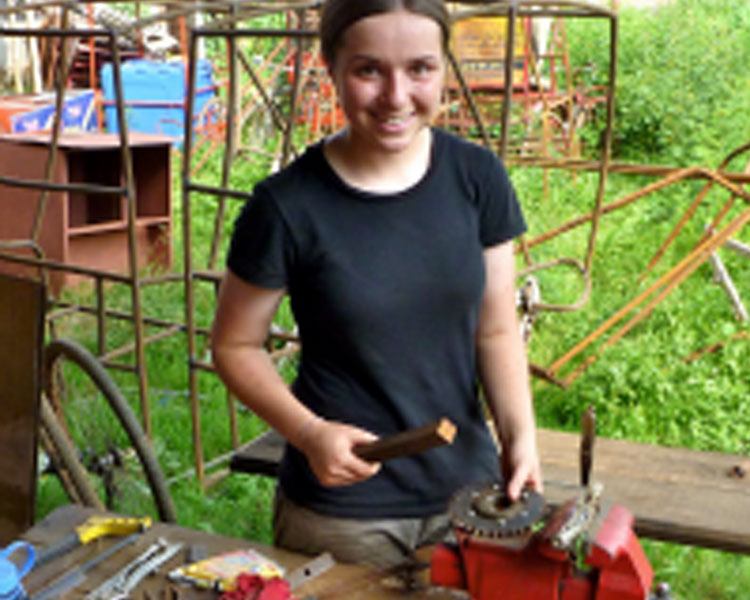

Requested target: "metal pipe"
[
  {"left": 109, "top": 34, "right": 152, "bottom": 437},
  {"left": 182, "top": 27, "right": 205, "bottom": 487}
]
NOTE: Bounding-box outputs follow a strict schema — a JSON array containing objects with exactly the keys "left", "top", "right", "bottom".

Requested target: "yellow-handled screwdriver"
[{"left": 33, "top": 515, "right": 152, "bottom": 570}]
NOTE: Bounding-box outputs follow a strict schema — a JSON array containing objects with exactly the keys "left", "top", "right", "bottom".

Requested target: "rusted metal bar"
[
  {"left": 207, "top": 32, "right": 238, "bottom": 271},
  {"left": 31, "top": 8, "right": 70, "bottom": 247},
  {"left": 517, "top": 256, "right": 591, "bottom": 312},
  {"left": 580, "top": 405, "right": 595, "bottom": 487},
  {"left": 554, "top": 203, "right": 743, "bottom": 376},
  {"left": 0, "top": 175, "right": 126, "bottom": 196},
  {"left": 529, "top": 362, "right": 569, "bottom": 387},
  {"left": 0, "top": 251, "right": 131, "bottom": 282},
  {"left": 554, "top": 205, "right": 750, "bottom": 383},
  {"left": 682, "top": 331, "right": 749, "bottom": 364},
  {"left": 522, "top": 166, "right": 750, "bottom": 252},
  {"left": 187, "top": 181, "right": 254, "bottom": 201},
  {"left": 47, "top": 302, "right": 204, "bottom": 335},
  {"left": 236, "top": 43, "right": 293, "bottom": 140},
  {"left": 499, "top": 3, "right": 517, "bottom": 160},
  {"left": 583, "top": 13, "right": 617, "bottom": 275},
  {"left": 183, "top": 28, "right": 206, "bottom": 487},
  {"left": 96, "top": 277, "right": 106, "bottom": 358},
  {"left": 507, "top": 156, "right": 750, "bottom": 184},
  {"left": 188, "top": 42, "right": 290, "bottom": 178},
  {"left": 192, "top": 27, "right": 317, "bottom": 39},
  {"left": 99, "top": 360, "right": 138, "bottom": 373},
  {"left": 445, "top": 46, "right": 490, "bottom": 150},
  {"left": 641, "top": 143, "right": 750, "bottom": 277},
  {"left": 109, "top": 34, "right": 152, "bottom": 438},
  {"left": 455, "top": 0, "right": 615, "bottom": 18},
  {"left": 102, "top": 325, "right": 183, "bottom": 362},
  {"left": 281, "top": 10, "right": 306, "bottom": 168}
]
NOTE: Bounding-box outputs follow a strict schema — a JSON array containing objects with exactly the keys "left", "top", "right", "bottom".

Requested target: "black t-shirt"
[{"left": 227, "top": 127, "right": 527, "bottom": 518}]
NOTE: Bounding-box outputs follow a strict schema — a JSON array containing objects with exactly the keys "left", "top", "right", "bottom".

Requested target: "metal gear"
[{"left": 449, "top": 481, "right": 545, "bottom": 539}]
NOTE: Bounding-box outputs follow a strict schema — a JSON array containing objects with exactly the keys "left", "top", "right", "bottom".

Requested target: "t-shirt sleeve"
[
  {"left": 477, "top": 151, "right": 527, "bottom": 247},
  {"left": 226, "top": 186, "right": 292, "bottom": 288}
]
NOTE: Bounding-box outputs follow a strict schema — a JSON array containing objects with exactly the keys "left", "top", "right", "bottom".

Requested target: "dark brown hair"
[{"left": 319, "top": 0, "right": 450, "bottom": 67}]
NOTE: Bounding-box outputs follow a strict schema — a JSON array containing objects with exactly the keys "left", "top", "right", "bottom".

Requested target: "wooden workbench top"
[
  {"left": 231, "top": 427, "right": 750, "bottom": 555},
  {"left": 21, "top": 505, "right": 458, "bottom": 600},
  {"left": 537, "top": 428, "right": 750, "bottom": 554}
]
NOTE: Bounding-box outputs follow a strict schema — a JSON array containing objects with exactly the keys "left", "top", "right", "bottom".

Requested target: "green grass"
[{"left": 35, "top": 0, "right": 750, "bottom": 597}]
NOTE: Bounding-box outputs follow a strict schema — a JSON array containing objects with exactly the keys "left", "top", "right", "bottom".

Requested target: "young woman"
[{"left": 211, "top": 0, "right": 542, "bottom": 567}]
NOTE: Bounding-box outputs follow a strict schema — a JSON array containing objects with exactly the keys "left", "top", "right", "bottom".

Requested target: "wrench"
[{"left": 85, "top": 537, "right": 183, "bottom": 600}]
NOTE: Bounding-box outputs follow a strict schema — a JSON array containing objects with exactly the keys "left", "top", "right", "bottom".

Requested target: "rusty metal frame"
[
  {"left": 0, "top": 14, "right": 155, "bottom": 434},
  {"left": 3, "top": 0, "right": 745, "bottom": 494},
  {"left": 174, "top": 1, "right": 619, "bottom": 485},
  {"left": 535, "top": 148, "right": 750, "bottom": 386},
  {"left": 182, "top": 14, "right": 318, "bottom": 487}
]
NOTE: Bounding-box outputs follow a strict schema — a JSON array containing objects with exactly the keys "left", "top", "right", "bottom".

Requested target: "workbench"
[
  {"left": 21, "top": 505, "right": 455, "bottom": 600},
  {"left": 230, "top": 427, "right": 750, "bottom": 555}
]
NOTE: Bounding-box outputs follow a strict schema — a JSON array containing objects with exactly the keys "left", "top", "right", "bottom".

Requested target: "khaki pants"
[{"left": 273, "top": 488, "right": 452, "bottom": 568}]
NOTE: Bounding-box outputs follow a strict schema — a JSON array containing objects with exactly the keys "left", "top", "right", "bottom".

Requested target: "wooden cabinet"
[{"left": 0, "top": 132, "right": 173, "bottom": 294}]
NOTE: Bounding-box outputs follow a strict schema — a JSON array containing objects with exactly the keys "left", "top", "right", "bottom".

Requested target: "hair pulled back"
[{"left": 319, "top": 0, "right": 450, "bottom": 67}]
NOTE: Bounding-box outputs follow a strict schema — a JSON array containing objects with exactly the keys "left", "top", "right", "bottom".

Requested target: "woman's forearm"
[
  {"left": 476, "top": 329, "right": 536, "bottom": 447},
  {"left": 213, "top": 343, "right": 316, "bottom": 447}
]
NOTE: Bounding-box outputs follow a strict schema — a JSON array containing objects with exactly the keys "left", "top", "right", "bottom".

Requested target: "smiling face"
[{"left": 328, "top": 10, "right": 446, "bottom": 157}]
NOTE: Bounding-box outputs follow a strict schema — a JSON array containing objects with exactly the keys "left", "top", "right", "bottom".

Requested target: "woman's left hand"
[{"left": 501, "top": 433, "right": 543, "bottom": 502}]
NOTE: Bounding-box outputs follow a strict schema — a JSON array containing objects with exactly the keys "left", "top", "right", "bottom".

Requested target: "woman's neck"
[{"left": 323, "top": 127, "right": 433, "bottom": 194}]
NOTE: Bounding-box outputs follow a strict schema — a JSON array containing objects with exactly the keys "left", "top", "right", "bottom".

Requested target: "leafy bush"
[{"left": 569, "top": 0, "right": 750, "bottom": 164}]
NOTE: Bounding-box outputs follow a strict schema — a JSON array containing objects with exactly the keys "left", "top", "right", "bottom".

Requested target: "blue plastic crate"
[{"left": 100, "top": 58, "right": 216, "bottom": 142}]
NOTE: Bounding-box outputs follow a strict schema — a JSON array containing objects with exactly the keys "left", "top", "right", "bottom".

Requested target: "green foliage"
[{"left": 568, "top": 0, "right": 750, "bottom": 164}]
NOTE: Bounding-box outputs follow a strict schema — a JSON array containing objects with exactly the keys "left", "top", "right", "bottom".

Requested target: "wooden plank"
[
  {"left": 230, "top": 427, "right": 750, "bottom": 554},
  {"left": 0, "top": 273, "right": 45, "bottom": 544},
  {"left": 538, "top": 429, "right": 750, "bottom": 554},
  {"left": 229, "top": 429, "right": 285, "bottom": 477}
]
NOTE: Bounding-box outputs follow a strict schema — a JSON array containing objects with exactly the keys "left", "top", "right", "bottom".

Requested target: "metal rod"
[
  {"left": 183, "top": 27, "right": 206, "bottom": 488},
  {"left": 499, "top": 3, "right": 517, "bottom": 160},
  {"left": 0, "top": 175, "right": 126, "bottom": 196},
  {"left": 187, "top": 181, "right": 255, "bottom": 201},
  {"left": 582, "top": 14, "right": 617, "bottom": 274},
  {"left": 109, "top": 34, "right": 152, "bottom": 437}
]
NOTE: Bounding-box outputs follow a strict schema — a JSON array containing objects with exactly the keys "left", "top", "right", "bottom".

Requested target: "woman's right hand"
[{"left": 296, "top": 418, "right": 381, "bottom": 487}]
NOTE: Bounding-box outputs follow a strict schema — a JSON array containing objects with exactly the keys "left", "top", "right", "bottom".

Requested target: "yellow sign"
[{"left": 450, "top": 17, "right": 528, "bottom": 89}]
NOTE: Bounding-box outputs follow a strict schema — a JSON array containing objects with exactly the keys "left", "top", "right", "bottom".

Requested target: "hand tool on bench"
[
  {"left": 353, "top": 418, "right": 456, "bottom": 462},
  {"left": 580, "top": 405, "right": 596, "bottom": 487},
  {"left": 30, "top": 530, "right": 144, "bottom": 600},
  {"left": 33, "top": 516, "right": 153, "bottom": 571},
  {"left": 84, "top": 537, "right": 183, "bottom": 600},
  {"left": 285, "top": 552, "right": 336, "bottom": 592}
]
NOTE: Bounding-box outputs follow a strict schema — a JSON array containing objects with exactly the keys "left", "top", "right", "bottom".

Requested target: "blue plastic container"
[
  {"left": 100, "top": 58, "right": 216, "bottom": 143},
  {"left": 0, "top": 541, "right": 35, "bottom": 600}
]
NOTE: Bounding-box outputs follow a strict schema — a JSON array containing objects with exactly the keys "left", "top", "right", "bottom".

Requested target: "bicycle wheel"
[{"left": 41, "top": 338, "right": 177, "bottom": 522}]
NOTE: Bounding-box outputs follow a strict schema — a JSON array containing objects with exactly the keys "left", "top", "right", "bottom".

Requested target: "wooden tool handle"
[{"left": 354, "top": 418, "right": 457, "bottom": 463}]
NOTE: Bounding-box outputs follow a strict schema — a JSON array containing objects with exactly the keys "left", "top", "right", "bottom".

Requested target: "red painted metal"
[{"left": 431, "top": 502, "right": 653, "bottom": 600}]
